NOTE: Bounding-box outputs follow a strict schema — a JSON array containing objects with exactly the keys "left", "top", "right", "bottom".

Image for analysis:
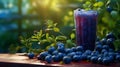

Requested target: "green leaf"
[
  {"left": 56, "top": 36, "right": 67, "bottom": 41},
  {"left": 31, "top": 39, "right": 38, "bottom": 41},
  {"left": 39, "top": 30, "right": 43, "bottom": 37},
  {"left": 53, "top": 27, "right": 60, "bottom": 32},
  {"left": 114, "top": 40, "right": 120, "bottom": 51},
  {"left": 31, "top": 36, "right": 37, "bottom": 39},
  {"left": 48, "top": 37, "right": 54, "bottom": 42},
  {"left": 54, "top": 23, "right": 58, "bottom": 27},
  {"left": 102, "top": 28, "right": 108, "bottom": 37},
  {"left": 46, "top": 33, "right": 50, "bottom": 42},
  {"left": 70, "top": 33, "right": 75, "bottom": 39},
  {"left": 40, "top": 39, "right": 48, "bottom": 44}
]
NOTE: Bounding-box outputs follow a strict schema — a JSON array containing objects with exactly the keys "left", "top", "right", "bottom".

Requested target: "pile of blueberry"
[{"left": 28, "top": 32, "right": 120, "bottom": 65}]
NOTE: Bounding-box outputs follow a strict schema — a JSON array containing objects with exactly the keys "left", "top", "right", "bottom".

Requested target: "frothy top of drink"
[{"left": 74, "top": 8, "right": 98, "bottom": 17}]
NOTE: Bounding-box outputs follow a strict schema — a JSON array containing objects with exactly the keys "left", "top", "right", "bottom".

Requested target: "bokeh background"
[{"left": 0, "top": 0, "right": 120, "bottom": 53}]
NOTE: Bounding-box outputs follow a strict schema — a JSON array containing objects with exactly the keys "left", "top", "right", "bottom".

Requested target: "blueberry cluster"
[
  {"left": 37, "top": 43, "right": 85, "bottom": 64},
  {"left": 28, "top": 32, "right": 120, "bottom": 65}
]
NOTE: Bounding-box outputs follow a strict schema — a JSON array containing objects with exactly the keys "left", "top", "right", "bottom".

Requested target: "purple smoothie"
[{"left": 74, "top": 9, "right": 98, "bottom": 50}]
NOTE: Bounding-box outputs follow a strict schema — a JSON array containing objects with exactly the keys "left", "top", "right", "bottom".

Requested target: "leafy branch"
[{"left": 20, "top": 20, "right": 76, "bottom": 53}]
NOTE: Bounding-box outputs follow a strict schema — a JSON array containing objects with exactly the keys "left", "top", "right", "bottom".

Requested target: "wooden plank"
[
  {"left": 0, "top": 53, "right": 61, "bottom": 67},
  {"left": 0, "top": 53, "right": 120, "bottom": 67}
]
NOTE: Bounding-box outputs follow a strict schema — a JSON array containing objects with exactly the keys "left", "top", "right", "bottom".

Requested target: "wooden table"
[{"left": 0, "top": 53, "right": 120, "bottom": 67}]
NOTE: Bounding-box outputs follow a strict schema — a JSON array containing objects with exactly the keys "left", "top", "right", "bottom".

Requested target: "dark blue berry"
[
  {"left": 84, "top": 50, "right": 92, "bottom": 55},
  {"left": 72, "top": 55, "right": 81, "bottom": 62},
  {"left": 48, "top": 46, "right": 55, "bottom": 54},
  {"left": 76, "top": 51, "right": 82, "bottom": 55},
  {"left": 58, "top": 53, "right": 65, "bottom": 61},
  {"left": 63, "top": 56, "right": 72, "bottom": 64},
  {"left": 101, "top": 38, "right": 107, "bottom": 45},
  {"left": 102, "top": 45, "right": 109, "bottom": 50},
  {"left": 96, "top": 36, "right": 100, "bottom": 41},
  {"left": 81, "top": 54, "right": 87, "bottom": 60},
  {"left": 57, "top": 45, "right": 65, "bottom": 53},
  {"left": 52, "top": 50, "right": 58, "bottom": 55},
  {"left": 98, "top": 57, "right": 103, "bottom": 64},
  {"left": 95, "top": 41, "right": 102, "bottom": 45},
  {"left": 107, "top": 6, "right": 113, "bottom": 13},
  {"left": 57, "top": 42, "right": 64, "bottom": 47},
  {"left": 67, "top": 52, "right": 76, "bottom": 58},
  {"left": 116, "top": 55, "right": 120, "bottom": 62},
  {"left": 45, "top": 55, "right": 52, "bottom": 63},
  {"left": 106, "top": 32, "right": 115, "bottom": 39},
  {"left": 102, "top": 57, "right": 110, "bottom": 65},
  {"left": 65, "top": 48, "right": 73, "bottom": 54},
  {"left": 38, "top": 52, "right": 48, "bottom": 60},
  {"left": 52, "top": 55, "right": 59, "bottom": 62},
  {"left": 108, "top": 52, "right": 115, "bottom": 58},
  {"left": 87, "top": 55, "right": 92, "bottom": 61},
  {"left": 95, "top": 45, "right": 102, "bottom": 52},
  {"left": 76, "top": 46, "right": 84, "bottom": 52},
  {"left": 106, "top": 38, "right": 114, "bottom": 45},
  {"left": 103, "top": 52, "right": 109, "bottom": 57},
  {"left": 91, "top": 51, "right": 99, "bottom": 56},
  {"left": 109, "top": 56, "right": 114, "bottom": 63},
  {"left": 109, "top": 48, "right": 114, "bottom": 52},
  {"left": 71, "top": 47, "right": 76, "bottom": 52},
  {"left": 101, "top": 49, "right": 108, "bottom": 54},
  {"left": 28, "top": 52, "right": 35, "bottom": 59},
  {"left": 90, "top": 56, "right": 98, "bottom": 63}
]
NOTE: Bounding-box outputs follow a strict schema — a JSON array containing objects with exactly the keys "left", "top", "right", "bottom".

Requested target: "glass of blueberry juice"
[{"left": 74, "top": 8, "right": 98, "bottom": 50}]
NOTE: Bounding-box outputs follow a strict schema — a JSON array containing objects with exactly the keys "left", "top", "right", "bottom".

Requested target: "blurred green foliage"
[
  {"left": 20, "top": 20, "right": 76, "bottom": 53},
  {"left": 0, "top": 0, "right": 120, "bottom": 53}
]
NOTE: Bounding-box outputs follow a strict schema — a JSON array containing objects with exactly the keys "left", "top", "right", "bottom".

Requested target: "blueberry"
[
  {"left": 84, "top": 50, "right": 92, "bottom": 55},
  {"left": 103, "top": 52, "right": 109, "bottom": 57},
  {"left": 71, "top": 47, "right": 76, "bottom": 52},
  {"left": 57, "top": 42, "right": 64, "bottom": 47},
  {"left": 57, "top": 45, "right": 65, "bottom": 53},
  {"left": 76, "top": 51, "right": 82, "bottom": 55},
  {"left": 109, "top": 56, "right": 114, "bottom": 63},
  {"left": 101, "top": 38, "right": 107, "bottom": 45},
  {"left": 96, "top": 36, "right": 100, "bottom": 41},
  {"left": 48, "top": 46, "right": 56, "bottom": 54},
  {"left": 95, "top": 45, "right": 102, "bottom": 52},
  {"left": 65, "top": 48, "right": 73, "bottom": 54},
  {"left": 101, "top": 49, "right": 108, "bottom": 54},
  {"left": 102, "top": 45, "right": 109, "bottom": 50},
  {"left": 28, "top": 52, "right": 35, "bottom": 59},
  {"left": 52, "top": 55, "right": 59, "bottom": 62},
  {"left": 107, "top": 38, "right": 114, "bottom": 44},
  {"left": 91, "top": 51, "right": 99, "bottom": 56},
  {"left": 81, "top": 54, "right": 87, "bottom": 60},
  {"left": 109, "top": 48, "right": 114, "bottom": 52},
  {"left": 108, "top": 52, "right": 115, "bottom": 58},
  {"left": 87, "top": 55, "right": 92, "bottom": 61},
  {"left": 52, "top": 50, "right": 58, "bottom": 55},
  {"left": 95, "top": 41, "right": 102, "bottom": 45},
  {"left": 45, "top": 55, "right": 52, "bottom": 63},
  {"left": 72, "top": 55, "right": 81, "bottom": 62},
  {"left": 67, "top": 52, "right": 76, "bottom": 58},
  {"left": 106, "top": 6, "right": 113, "bottom": 13},
  {"left": 90, "top": 56, "right": 98, "bottom": 63},
  {"left": 98, "top": 57, "right": 103, "bottom": 64},
  {"left": 76, "top": 46, "right": 84, "bottom": 52},
  {"left": 102, "top": 57, "right": 110, "bottom": 65},
  {"left": 63, "top": 56, "right": 72, "bottom": 64},
  {"left": 37, "top": 51, "right": 48, "bottom": 60},
  {"left": 58, "top": 53, "right": 65, "bottom": 61},
  {"left": 106, "top": 32, "right": 115, "bottom": 39},
  {"left": 116, "top": 55, "right": 120, "bottom": 62}
]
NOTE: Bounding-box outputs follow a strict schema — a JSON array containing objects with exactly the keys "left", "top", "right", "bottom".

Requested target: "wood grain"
[{"left": 0, "top": 53, "right": 120, "bottom": 67}]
